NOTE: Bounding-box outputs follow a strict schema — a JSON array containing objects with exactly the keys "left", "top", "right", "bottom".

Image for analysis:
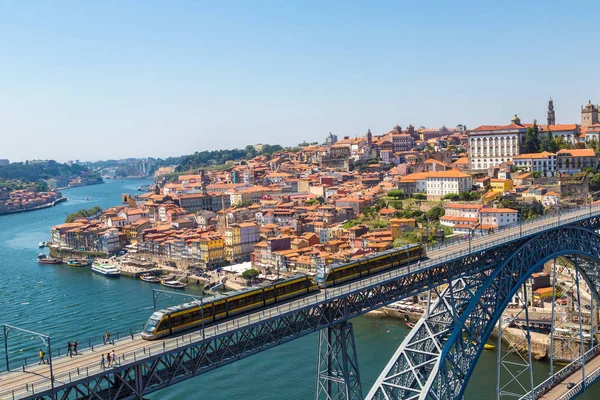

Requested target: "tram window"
[
  {"left": 238, "top": 297, "right": 246, "bottom": 307},
  {"left": 156, "top": 320, "right": 167, "bottom": 332},
  {"left": 214, "top": 302, "right": 226, "bottom": 315},
  {"left": 202, "top": 305, "right": 212, "bottom": 317},
  {"left": 264, "top": 289, "right": 274, "bottom": 299}
]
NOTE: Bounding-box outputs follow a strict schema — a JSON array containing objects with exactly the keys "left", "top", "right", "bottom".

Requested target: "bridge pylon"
[{"left": 315, "top": 321, "right": 363, "bottom": 400}]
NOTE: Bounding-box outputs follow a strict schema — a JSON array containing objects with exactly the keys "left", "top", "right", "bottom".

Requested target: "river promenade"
[{"left": 0, "top": 179, "right": 598, "bottom": 399}]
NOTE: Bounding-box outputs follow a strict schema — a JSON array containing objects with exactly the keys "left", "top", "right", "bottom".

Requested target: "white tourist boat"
[{"left": 91, "top": 260, "right": 120, "bottom": 277}]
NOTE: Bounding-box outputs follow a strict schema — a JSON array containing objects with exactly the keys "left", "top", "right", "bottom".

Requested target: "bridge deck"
[
  {"left": 539, "top": 354, "right": 600, "bottom": 400},
  {"left": 1, "top": 206, "right": 599, "bottom": 399}
]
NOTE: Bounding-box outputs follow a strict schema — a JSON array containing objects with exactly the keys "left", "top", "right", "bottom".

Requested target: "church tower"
[
  {"left": 581, "top": 100, "right": 599, "bottom": 127},
  {"left": 547, "top": 98, "right": 556, "bottom": 125},
  {"left": 366, "top": 129, "right": 372, "bottom": 146}
]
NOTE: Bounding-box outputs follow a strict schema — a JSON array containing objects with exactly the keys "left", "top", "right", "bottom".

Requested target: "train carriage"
[{"left": 142, "top": 245, "right": 426, "bottom": 340}]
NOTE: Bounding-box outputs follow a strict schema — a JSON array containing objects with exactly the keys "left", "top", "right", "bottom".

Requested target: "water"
[{"left": 0, "top": 179, "right": 597, "bottom": 399}]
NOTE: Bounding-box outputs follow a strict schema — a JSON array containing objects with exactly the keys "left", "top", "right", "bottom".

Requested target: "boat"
[
  {"left": 37, "top": 253, "right": 61, "bottom": 264},
  {"left": 161, "top": 280, "right": 187, "bottom": 289},
  {"left": 404, "top": 315, "right": 415, "bottom": 328},
  {"left": 140, "top": 275, "right": 161, "bottom": 283},
  {"left": 471, "top": 340, "right": 495, "bottom": 350},
  {"left": 91, "top": 260, "right": 120, "bottom": 277},
  {"left": 38, "top": 241, "right": 47, "bottom": 248},
  {"left": 66, "top": 258, "right": 89, "bottom": 268}
]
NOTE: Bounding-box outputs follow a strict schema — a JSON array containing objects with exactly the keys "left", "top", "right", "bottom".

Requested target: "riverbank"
[{"left": 0, "top": 196, "right": 68, "bottom": 216}]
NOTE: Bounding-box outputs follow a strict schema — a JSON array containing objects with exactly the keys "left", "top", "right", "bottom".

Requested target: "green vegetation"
[
  {"left": 0, "top": 160, "right": 101, "bottom": 192},
  {"left": 413, "top": 193, "right": 427, "bottom": 200},
  {"left": 442, "top": 193, "right": 459, "bottom": 200},
  {"left": 65, "top": 206, "right": 102, "bottom": 223},
  {"left": 176, "top": 144, "right": 284, "bottom": 172},
  {"left": 523, "top": 123, "right": 541, "bottom": 153},
  {"left": 242, "top": 268, "right": 260, "bottom": 282},
  {"left": 387, "top": 190, "right": 405, "bottom": 199},
  {"left": 459, "top": 191, "right": 480, "bottom": 201}
]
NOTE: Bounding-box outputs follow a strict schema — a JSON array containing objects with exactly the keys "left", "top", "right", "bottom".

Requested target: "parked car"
[{"left": 567, "top": 382, "right": 575, "bottom": 389}]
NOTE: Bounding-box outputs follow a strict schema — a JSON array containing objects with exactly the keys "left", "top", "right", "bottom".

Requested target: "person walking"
[
  {"left": 100, "top": 354, "right": 105, "bottom": 369},
  {"left": 73, "top": 340, "right": 78, "bottom": 355},
  {"left": 111, "top": 350, "right": 117, "bottom": 366},
  {"left": 106, "top": 352, "right": 112, "bottom": 367},
  {"left": 38, "top": 348, "right": 45, "bottom": 365},
  {"left": 105, "top": 331, "right": 111, "bottom": 345},
  {"left": 67, "top": 341, "right": 72, "bottom": 358}
]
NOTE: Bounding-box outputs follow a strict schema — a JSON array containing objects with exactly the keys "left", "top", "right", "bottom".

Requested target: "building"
[
  {"left": 547, "top": 98, "right": 555, "bottom": 125},
  {"left": 0, "top": 159, "right": 9, "bottom": 166},
  {"left": 581, "top": 100, "right": 599, "bottom": 127},
  {"left": 556, "top": 148, "right": 598, "bottom": 174},
  {"left": 512, "top": 152, "right": 557, "bottom": 177},
  {"left": 391, "top": 133, "right": 414, "bottom": 152},
  {"left": 490, "top": 178, "right": 513, "bottom": 193},
  {"left": 399, "top": 170, "right": 472, "bottom": 200},
  {"left": 479, "top": 208, "right": 518, "bottom": 230},
  {"left": 468, "top": 115, "right": 527, "bottom": 170}
]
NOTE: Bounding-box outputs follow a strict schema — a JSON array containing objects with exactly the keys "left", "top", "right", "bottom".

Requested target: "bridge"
[{"left": 3, "top": 206, "right": 600, "bottom": 399}]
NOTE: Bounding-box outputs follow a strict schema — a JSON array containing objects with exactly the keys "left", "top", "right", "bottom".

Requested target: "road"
[
  {"left": 1, "top": 205, "right": 599, "bottom": 399},
  {"left": 539, "top": 354, "right": 600, "bottom": 399}
]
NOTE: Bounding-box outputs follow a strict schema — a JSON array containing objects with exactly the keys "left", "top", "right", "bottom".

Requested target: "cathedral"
[{"left": 581, "top": 100, "right": 599, "bottom": 127}]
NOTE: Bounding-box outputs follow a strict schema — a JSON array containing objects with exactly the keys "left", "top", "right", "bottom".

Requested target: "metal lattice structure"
[
  {"left": 367, "top": 226, "right": 600, "bottom": 400},
  {"left": 5, "top": 209, "right": 600, "bottom": 400},
  {"left": 315, "top": 322, "right": 363, "bottom": 400}
]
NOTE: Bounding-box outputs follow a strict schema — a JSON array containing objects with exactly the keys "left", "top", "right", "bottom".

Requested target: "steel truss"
[
  {"left": 367, "top": 226, "right": 600, "bottom": 400},
  {"left": 315, "top": 322, "right": 362, "bottom": 400},
  {"left": 26, "top": 238, "right": 521, "bottom": 400},
  {"left": 19, "top": 217, "right": 600, "bottom": 400}
]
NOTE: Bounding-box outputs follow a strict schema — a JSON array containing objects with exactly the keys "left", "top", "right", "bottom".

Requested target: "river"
[{"left": 0, "top": 179, "right": 597, "bottom": 399}]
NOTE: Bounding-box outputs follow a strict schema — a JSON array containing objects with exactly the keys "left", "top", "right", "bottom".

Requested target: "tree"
[
  {"left": 540, "top": 130, "right": 559, "bottom": 153},
  {"left": 555, "top": 136, "right": 572, "bottom": 150},
  {"left": 523, "top": 122, "right": 541, "bottom": 153},
  {"left": 425, "top": 206, "right": 445, "bottom": 221},
  {"left": 442, "top": 193, "right": 459, "bottom": 201},
  {"left": 413, "top": 193, "right": 427, "bottom": 200},
  {"left": 574, "top": 142, "right": 587, "bottom": 149},
  {"left": 387, "top": 189, "right": 405, "bottom": 199},
  {"left": 242, "top": 268, "right": 260, "bottom": 282}
]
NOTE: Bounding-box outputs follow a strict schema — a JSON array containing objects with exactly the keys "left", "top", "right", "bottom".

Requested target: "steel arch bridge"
[{"left": 368, "top": 225, "right": 600, "bottom": 400}]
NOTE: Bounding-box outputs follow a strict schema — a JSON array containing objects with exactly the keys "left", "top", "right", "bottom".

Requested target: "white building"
[
  {"left": 479, "top": 208, "right": 518, "bottom": 230},
  {"left": 512, "top": 151, "right": 557, "bottom": 177},
  {"left": 399, "top": 170, "right": 472, "bottom": 200},
  {"left": 469, "top": 115, "right": 527, "bottom": 170}
]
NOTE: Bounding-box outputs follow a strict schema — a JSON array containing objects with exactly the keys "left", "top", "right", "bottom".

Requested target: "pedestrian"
[
  {"left": 68, "top": 341, "right": 72, "bottom": 358},
  {"left": 105, "top": 330, "right": 111, "bottom": 345},
  {"left": 38, "top": 348, "right": 45, "bottom": 365},
  {"left": 100, "top": 354, "right": 105, "bottom": 369},
  {"left": 106, "top": 352, "right": 112, "bottom": 367},
  {"left": 112, "top": 350, "right": 117, "bottom": 366},
  {"left": 73, "top": 340, "right": 78, "bottom": 355}
]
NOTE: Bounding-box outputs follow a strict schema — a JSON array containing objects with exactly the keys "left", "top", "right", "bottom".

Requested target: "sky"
[{"left": 1, "top": 0, "right": 599, "bottom": 162}]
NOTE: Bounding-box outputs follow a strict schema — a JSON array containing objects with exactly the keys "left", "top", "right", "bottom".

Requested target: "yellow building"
[
  {"left": 199, "top": 233, "right": 225, "bottom": 268},
  {"left": 490, "top": 178, "right": 513, "bottom": 193},
  {"left": 224, "top": 224, "right": 243, "bottom": 261}
]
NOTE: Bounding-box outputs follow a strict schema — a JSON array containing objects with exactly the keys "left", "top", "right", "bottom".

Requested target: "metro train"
[{"left": 141, "top": 244, "right": 425, "bottom": 340}]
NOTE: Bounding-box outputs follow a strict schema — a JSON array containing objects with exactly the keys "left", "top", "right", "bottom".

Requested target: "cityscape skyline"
[{"left": 1, "top": 1, "right": 599, "bottom": 162}]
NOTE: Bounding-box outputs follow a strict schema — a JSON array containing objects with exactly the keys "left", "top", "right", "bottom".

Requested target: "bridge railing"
[
  {"left": 2, "top": 328, "right": 141, "bottom": 375},
  {"left": 520, "top": 344, "right": 600, "bottom": 399},
  {"left": 3, "top": 206, "right": 600, "bottom": 399},
  {"left": 558, "top": 365, "right": 600, "bottom": 400}
]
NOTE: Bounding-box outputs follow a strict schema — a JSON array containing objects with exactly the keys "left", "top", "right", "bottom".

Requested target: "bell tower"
[{"left": 547, "top": 98, "right": 556, "bottom": 125}]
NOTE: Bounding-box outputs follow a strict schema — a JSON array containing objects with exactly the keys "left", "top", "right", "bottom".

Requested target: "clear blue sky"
[{"left": 1, "top": 1, "right": 598, "bottom": 162}]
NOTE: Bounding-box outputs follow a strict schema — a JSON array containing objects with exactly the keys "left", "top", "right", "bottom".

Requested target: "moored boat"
[
  {"left": 66, "top": 258, "right": 89, "bottom": 267},
  {"left": 38, "top": 241, "right": 48, "bottom": 248},
  {"left": 140, "top": 275, "right": 161, "bottom": 283},
  {"left": 161, "top": 280, "right": 186, "bottom": 289},
  {"left": 483, "top": 343, "right": 495, "bottom": 350},
  {"left": 91, "top": 260, "right": 120, "bottom": 277},
  {"left": 37, "top": 253, "right": 61, "bottom": 264}
]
